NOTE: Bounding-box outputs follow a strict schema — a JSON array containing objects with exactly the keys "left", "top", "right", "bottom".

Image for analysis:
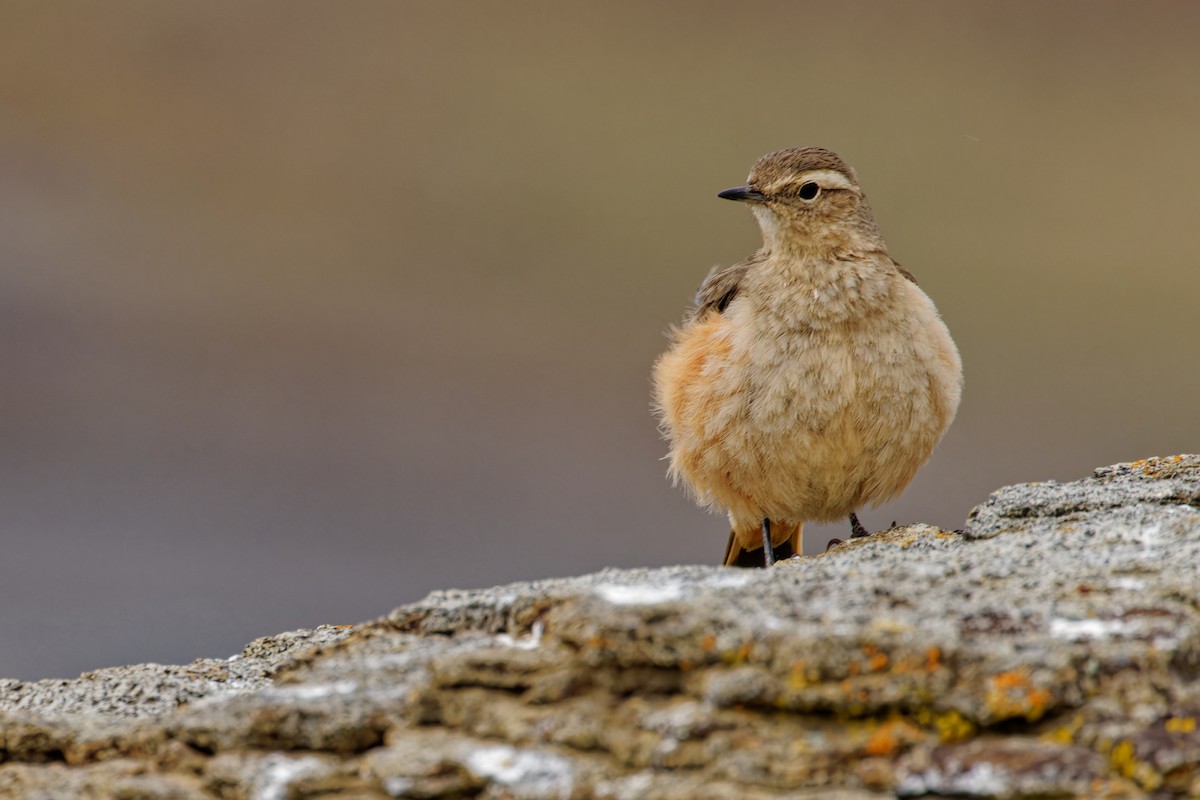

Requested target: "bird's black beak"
[{"left": 717, "top": 186, "right": 768, "bottom": 203}]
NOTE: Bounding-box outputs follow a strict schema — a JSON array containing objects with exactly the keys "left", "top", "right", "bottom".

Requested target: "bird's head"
[{"left": 718, "top": 147, "right": 883, "bottom": 255}]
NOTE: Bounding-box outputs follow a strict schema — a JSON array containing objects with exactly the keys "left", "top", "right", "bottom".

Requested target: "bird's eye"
[{"left": 798, "top": 182, "right": 820, "bottom": 201}]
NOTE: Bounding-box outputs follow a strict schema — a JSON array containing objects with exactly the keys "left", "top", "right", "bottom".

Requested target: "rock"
[
  {"left": 2, "top": 456, "right": 1199, "bottom": 798},
  {"left": 894, "top": 737, "right": 1110, "bottom": 798}
]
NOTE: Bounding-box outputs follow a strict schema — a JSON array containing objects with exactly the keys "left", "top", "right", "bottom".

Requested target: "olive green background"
[{"left": 2, "top": 2, "right": 1197, "bottom": 679}]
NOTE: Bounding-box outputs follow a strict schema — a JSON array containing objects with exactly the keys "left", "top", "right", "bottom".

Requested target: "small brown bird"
[{"left": 653, "top": 147, "right": 962, "bottom": 567}]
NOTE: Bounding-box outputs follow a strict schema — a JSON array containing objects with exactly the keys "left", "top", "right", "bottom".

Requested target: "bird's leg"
[
  {"left": 849, "top": 512, "right": 870, "bottom": 539},
  {"left": 761, "top": 518, "right": 774, "bottom": 567}
]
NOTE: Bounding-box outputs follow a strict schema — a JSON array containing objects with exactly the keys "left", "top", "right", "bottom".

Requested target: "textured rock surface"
[{"left": 3, "top": 455, "right": 1200, "bottom": 798}]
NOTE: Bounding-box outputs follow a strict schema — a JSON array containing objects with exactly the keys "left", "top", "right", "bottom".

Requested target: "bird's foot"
[
  {"left": 849, "top": 512, "right": 871, "bottom": 539},
  {"left": 761, "top": 518, "right": 774, "bottom": 567}
]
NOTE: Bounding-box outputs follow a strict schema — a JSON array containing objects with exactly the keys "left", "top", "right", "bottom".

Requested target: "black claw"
[
  {"left": 825, "top": 538, "right": 843, "bottom": 551},
  {"left": 849, "top": 512, "right": 870, "bottom": 539}
]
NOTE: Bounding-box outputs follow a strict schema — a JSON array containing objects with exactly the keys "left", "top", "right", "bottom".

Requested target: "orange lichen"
[
  {"left": 986, "top": 669, "right": 1053, "bottom": 722},
  {"left": 1027, "top": 688, "right": 1052, "bottom": 714},
  {"left": 862, "top": 644, "right": 889, "bottom": 672},
  {"left": 865, "top": 724, "right": 899, "bottom": 757},
  {"left": 701, "top": 633, "right": 717, "bottom": 653},
  {"left": 925, "top": 647, "right": 941, "bottom": 671},
  {"left": 1129, "top": 454, "right": 1183, "bottom": 478},
  {"left": 992, "top": 671, "right": 1027, "bottom": 690}
]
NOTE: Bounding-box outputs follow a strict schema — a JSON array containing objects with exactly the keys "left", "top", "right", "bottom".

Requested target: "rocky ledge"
[{"left": 3, "top": 456, "right": 1200, "bottom": 799}]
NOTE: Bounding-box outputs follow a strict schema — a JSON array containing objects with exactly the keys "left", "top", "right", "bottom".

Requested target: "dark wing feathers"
[
  {"left": 893, "top": 260, "right": 918, "bottom": 284},
  {"left": 693, "top": 263, "right": 746, "bottom": 317},
  {"left": 691, "top": 252, "right": 766, "bottom": 319}
]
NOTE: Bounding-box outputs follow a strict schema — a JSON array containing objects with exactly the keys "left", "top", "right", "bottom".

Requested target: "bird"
[{"left": 652, "top": 147, "right": 962, "bottom": 568}]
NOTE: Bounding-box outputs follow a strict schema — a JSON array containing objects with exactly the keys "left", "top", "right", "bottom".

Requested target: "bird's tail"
[{"left": 722, "top": 520, "right": 803, "bottom": 568}]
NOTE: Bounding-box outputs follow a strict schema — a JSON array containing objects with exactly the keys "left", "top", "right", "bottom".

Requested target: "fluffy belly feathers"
[{"left": 653, "top": 300, "right": 960, "bottom": 536}]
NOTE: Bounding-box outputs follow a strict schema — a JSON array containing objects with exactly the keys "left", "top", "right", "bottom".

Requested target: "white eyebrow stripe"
[{"left": 763, "top": 169, "right": 856, "bottom": 194}]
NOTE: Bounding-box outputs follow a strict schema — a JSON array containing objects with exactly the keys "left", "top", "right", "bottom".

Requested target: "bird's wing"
[
  {"left": 691, "top": 252, "right": 763, "bottom": 319},
  {"left": 892, "top": 259, "right": 918, "bottom": 284}
]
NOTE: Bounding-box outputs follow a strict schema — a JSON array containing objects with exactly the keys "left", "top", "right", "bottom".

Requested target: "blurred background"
[{"left": 2, "top": 2, "right": 1197, "bottom": 680}]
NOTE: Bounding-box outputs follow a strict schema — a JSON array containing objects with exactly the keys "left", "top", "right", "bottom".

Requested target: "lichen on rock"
[{"left": 3, "top": 456, "right": 1200, "bottom": 798}]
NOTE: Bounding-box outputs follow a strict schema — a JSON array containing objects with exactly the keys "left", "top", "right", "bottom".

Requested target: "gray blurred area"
[{"left": 1, "top": 2, "right": 1197, "bottom": 680}]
